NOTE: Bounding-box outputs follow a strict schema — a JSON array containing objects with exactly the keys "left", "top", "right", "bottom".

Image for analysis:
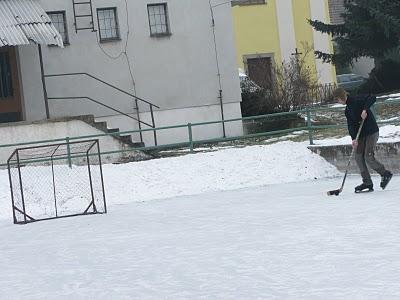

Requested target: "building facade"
[
  {"left": 231, "top": 0, "right": 336, "bottom": 87},
  {"left": 1, "top": 0, "right": 243, "bottom": 146}
]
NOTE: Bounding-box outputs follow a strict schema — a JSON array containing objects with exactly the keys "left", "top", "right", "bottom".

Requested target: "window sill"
[
  {"left": 49, "top": 42, "right": 69, "bottom": 47},
  {"left": 99, "top": 37, "right": 122, "bottom": 43},
  {"left": 150, "top": 33, "right": 172, "bottom": 38}
]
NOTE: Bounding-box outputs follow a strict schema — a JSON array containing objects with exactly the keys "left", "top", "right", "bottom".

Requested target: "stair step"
[
  {"left": 90, "top": 117, "right": 144, "bottom": 148},
  {"left": 107, "top": 128, "right": 120, "bottom": 134},
  {"left": 131, "top": 142, "right": 145, "bottom": 148},
  {"left": 93, "top": 121, "right": 107, "bottom": 131},
  {"left": 119, "top": 136, "right": 144, "bottom": 148},
  {"left": 120, "top": 135, "right": 132, "bottom": 143}
]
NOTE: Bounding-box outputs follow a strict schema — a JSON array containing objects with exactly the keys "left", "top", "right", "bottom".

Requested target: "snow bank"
[
  {"left": 313, "top": 124, "right": 400, "bottom": 146},
  {"left": 0, "top": 141, "right": 339, "bottom": 220},
  {"left": 378, "top": 92, "right": 400, "bottom": 99}
]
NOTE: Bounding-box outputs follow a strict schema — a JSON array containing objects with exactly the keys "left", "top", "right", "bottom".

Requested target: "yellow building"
[{"left": 232, "top": 0, "right": 336, "bottom": 87}]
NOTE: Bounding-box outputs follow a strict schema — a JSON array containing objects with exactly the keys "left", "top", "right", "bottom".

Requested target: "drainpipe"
[
  {"left": 209, "top": 0, "right": 226, "bottom": 138},
  {"left": 38, "top": 44, "right": 50, "bottom": 119}
]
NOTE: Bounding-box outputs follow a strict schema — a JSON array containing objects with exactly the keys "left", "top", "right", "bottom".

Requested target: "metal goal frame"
[{"left": 7, "top": 139, "right": 107, "bottom": 224}]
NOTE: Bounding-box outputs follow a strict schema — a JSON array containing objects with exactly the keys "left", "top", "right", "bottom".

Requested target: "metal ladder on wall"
[{"left": 72, "top": 0, "right": 96, "bottom": 33}]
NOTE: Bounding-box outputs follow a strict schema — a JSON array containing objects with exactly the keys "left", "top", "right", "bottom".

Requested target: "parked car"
[{"left": 336, "top": 73, "right": 367, "bottom": 91}]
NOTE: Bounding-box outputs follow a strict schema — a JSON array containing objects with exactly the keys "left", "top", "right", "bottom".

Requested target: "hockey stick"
[{"left": 327, "top": 119, "right": 365, "bottom": 196}]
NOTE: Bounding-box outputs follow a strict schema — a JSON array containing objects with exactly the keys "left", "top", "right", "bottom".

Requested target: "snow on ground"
[
  {"left": 378, "top": 92, "right": 400, "bottom": 99},
  {"left": 0, "top": 141, "right": 339, "bottom": 221},
  {"left": 313, "top": 124, "right": 400, "bottom": 146},
  {"left": 1, "top": 137, "right": 399, "bottom": 298},
  {"left": 0, "top": 176, "right": 399, "bottom": 299},
  {"left": 330, "top": 103, "right": 346, "bottom": 108}
]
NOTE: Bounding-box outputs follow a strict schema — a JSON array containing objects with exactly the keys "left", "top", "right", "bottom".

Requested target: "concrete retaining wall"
[
  {"left": 0, "top": 118, "right": 149, "bottom": 168},
  {"left": 309, "top": 142, "right": 400, "bottom": 174}
]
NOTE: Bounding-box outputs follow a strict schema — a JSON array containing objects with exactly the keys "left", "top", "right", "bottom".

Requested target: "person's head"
[{"left": 333, "top": 88, "right": 348, "bottom": 104}]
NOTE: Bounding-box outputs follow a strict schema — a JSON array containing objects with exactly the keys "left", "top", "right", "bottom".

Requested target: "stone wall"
[{"left": 309, "top": 142, "right": 400, "bottom": 174}]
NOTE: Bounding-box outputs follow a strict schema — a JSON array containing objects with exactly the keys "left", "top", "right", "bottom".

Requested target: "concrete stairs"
[{"left": 79, "top": 115, "right": 145, "bottom": 148}]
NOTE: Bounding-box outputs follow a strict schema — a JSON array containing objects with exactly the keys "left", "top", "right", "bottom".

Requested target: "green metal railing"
[
  {"left": 1, "top": 99, "right": 399, "bottom": 167},
  {"left": 44, "top": 72, "right": 160, "bottom": 145}
]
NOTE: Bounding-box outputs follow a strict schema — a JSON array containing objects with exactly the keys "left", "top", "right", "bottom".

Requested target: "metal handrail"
[
  {"left": 48, "top": 96, "right": 153, "bottom": 128},
  {"left": 44, "top": 72, "right": 160, "bottom": 108},
  {"left": 1, "top": 99, "right": 399, "bottom": 167},
  {"left": 44, "top": 72, "right": 159, "bottom": 145}
]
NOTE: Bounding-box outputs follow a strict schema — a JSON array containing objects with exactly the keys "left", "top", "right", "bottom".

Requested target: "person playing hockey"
[{"left": 333, "top": 88, "right": 393, "bottom": 193}]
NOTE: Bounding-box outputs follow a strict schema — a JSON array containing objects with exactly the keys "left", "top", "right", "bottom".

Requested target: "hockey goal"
[{"left": 7, "top": 139, "right": 107, "bottom": 224}]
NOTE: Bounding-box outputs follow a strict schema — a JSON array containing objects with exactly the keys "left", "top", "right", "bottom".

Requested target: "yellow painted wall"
[
  {"left": 291, "top": 0, "right": 317, "bottom": 81},
  {"left": 232, "top": 0, "right": 336, "bottom": 83},
  {"left": 232, "top": 0, "right": 282, "bottom": 69}
]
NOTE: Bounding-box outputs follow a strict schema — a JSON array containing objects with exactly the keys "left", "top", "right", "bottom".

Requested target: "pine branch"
[
  {"left": 310, "top": 0, "right": 400, "bottom": 63},
  {"left": 308, "top": 19, "right": 346, "bottom": 36}
]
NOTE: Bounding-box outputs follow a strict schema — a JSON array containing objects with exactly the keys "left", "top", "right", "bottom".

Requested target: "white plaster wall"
[
  {"left": 0, "top": 120, "right": 141, "bottom": 166},
  {"left": 97, "top": 102, "right": 244, "bottom": 147},
  {"left": 310, "top": 0, "right": 335, "bottom": 84},
  {"left": 17, "top": 45, "right": 47, "bottom": 121},
  {"left": 352, "top": 57, "right": 375, "bottom": 77},
  {"left": 17, "top": 0, "right": 242, "bottom": 145},
  {"left": 275, "top": 0, "right": 297, "bottom": 63}
]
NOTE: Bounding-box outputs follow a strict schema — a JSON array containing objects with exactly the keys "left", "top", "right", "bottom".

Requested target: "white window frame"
[
  {"left": 97, "top": 7, "right": 121, "bottom": 42},
  {"left": 47, "top": 11, "right": 69, "bottom": 45},
  {"left": 147, "top": 3, "right": 171, "bottom": 37}
]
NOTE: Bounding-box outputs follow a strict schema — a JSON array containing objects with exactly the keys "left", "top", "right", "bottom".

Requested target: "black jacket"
[{"left": 345, "top": 95, "right": 379, "bottom": 140}]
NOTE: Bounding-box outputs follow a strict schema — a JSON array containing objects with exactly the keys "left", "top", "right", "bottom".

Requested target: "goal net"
[{"left": 7, "top": 139, "right": 107, "bottom": 224}]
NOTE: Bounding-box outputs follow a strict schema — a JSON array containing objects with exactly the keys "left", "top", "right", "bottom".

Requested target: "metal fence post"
[
  {"left": 66, "top": 137, "right": 72, "bottom": 168},
  {"left": 188, "top": 123, "right": 194, "bottom": 153},
  {"left": 306, "top": 108, "right": 314, "bottom": 145},
  {"left": 150, "top": 105, "right": 158, "bottom": 146}
]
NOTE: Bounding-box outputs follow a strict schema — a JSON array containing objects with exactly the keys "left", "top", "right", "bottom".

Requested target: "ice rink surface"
[{"left": 1, "top": 176, "right": 399, "bottom": 299}]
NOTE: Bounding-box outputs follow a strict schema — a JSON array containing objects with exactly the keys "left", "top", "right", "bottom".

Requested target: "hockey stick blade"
[
  {"left": 327, "top": 189, "right": 340, "bottom": 196},
  {"left": 326, "top": 119, "right": 365, "bottom": 198}
]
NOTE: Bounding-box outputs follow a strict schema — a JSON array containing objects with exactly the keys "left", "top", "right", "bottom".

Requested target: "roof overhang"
[{"left": 0, "top": 0, "right": 64, "bottom": 48}]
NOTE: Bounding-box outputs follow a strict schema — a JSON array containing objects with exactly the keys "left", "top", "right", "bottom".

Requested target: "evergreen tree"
[{"left": 309, "top": 0, "right": 400, "bottom": 65}]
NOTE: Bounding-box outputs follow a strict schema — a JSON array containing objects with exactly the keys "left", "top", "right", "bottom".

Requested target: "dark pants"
[{"left": 355, "top": 132, "right": 386, "bottom": 185}]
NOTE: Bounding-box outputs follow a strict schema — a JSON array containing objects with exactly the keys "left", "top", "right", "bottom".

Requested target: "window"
[
  {"left": 231, "top": 0, "right": 266, "bottom": 6},
  {"left": 47, "top": 11, "right": 69, "bottom": 44},
  {"left": 97, "top": 7, "right": 120, "bottom": 42},
  {"left": 245, "top": 55, "right": 273, "bottom": 89},
  {"left": 147, "top": 3, "right": 170, "bottom": 37}
]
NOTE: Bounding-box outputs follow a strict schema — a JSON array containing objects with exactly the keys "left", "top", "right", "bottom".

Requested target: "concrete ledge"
[
  {"left": 0, "top": 118, "right": 150, "bottom": 167},
  {"left": 309, "top": 142, "right": 400, "bottom": 174},
  {"left": 0, "top": 115, "right": 96, "bottom": 128}
]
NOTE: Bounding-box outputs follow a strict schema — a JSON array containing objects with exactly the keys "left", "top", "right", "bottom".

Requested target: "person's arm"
[
  {"left": 361, "top": 95, "right": 376, "bottom": 119},
  {"left": 346, "top": 110, "right": 358, "bottom": 140},
  {"left": 363, "top": 95, "right": 376, "bottom": 110}
]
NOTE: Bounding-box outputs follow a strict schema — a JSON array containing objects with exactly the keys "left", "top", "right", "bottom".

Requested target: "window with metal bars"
[
  {"left": 147, "top": 3, "right": 171, "bottom": 37},
  {"left": 47, "top": 11, "right": 69, "bottom": 45},
  {"left": 97, "top": 7, "right": 120, "bottom": 42}
]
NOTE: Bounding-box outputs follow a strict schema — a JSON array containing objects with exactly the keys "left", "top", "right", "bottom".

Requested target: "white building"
[{"left": 0, "top": 0, "right": 243, "bottom": 147}]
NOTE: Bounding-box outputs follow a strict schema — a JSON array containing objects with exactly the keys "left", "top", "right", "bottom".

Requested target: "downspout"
[
  {"left": 38, "top": 44, "right": 50, "bottom": 119},
  {"left": 209, "top": 0, "right": 226, "bottom": 138}
]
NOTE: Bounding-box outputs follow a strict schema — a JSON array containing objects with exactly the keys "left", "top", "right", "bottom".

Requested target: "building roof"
[{"left": 0, "top": 0, "right": 63, "bottom": 47}]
